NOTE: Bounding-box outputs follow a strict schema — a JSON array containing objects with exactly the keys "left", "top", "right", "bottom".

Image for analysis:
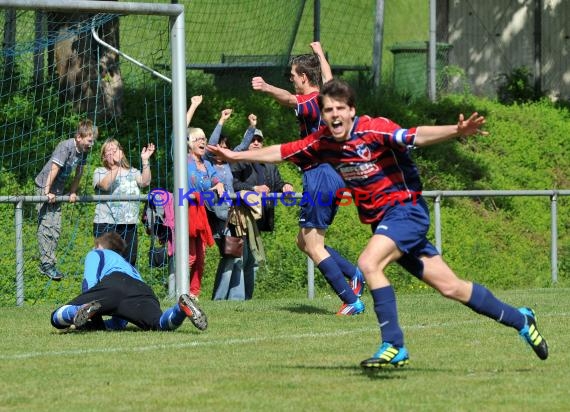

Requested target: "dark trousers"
[{"left": 51, "top": 273, "right": 162, "bottom": 330}]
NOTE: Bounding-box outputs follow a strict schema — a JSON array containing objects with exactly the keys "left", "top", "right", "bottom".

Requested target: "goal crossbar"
[{"left": 0, "top": 0, "right": 183, "bottom": 16}]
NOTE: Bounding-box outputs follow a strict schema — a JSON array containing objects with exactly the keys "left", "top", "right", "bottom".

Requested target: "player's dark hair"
[
  {"left": 289, "top": 54, "right": 322, "bottom": 87},
  {"left": 95, "top": 232, "right": 127, "bottom": 255},
  {"left": 318, "top": 78, "right": 356, "bottom": 109}
]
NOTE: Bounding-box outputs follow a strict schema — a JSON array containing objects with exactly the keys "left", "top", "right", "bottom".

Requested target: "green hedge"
[{"left": 1, "top": 76, "right": 569, "bottom": 305}]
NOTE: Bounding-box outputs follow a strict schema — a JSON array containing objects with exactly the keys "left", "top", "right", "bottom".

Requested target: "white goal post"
[{"left": 0, "top": 0, "right": 191, "bottom": 302}]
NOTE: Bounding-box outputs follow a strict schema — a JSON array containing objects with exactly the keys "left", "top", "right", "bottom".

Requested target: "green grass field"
[{"left": 2, "top": 288, "right": 568, "bottom": 412}]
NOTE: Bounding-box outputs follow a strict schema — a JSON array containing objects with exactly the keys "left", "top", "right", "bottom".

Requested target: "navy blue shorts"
[
  {"left": 372, "top": 196, "right": 439, "bottom": 278},
  {"left": 299, "top": 163, "right": 345, "bottom": 229}
]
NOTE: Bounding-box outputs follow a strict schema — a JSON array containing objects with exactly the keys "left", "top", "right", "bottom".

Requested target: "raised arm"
[
  {"left": 310, "top": 41, "right": 333, "bottom": 83},
  {"left": 137, "top": 143, "right": 155, "bottom": 187},
  {"left": 186, "top": 95, "right": 203, "bottom": 127},
  {"left": 414, "top": 113, "right": 487, "bottom": 147},
  {"left": 208, "top": 108, "right": 232, "bottom": 146},
  {"left": 234, "top": 113, "right": 257, "bottom": 152},
  {"left": 208, "top": 144, "right": 283, "bottom": 164},
  {"left": 251, "top": 76, "right": 297, "bottom": 107}
]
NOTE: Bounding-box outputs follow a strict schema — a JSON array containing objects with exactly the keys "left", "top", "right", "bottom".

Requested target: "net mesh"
[{"left": 0, "top": 8, "right": 173, "bottom": 304}]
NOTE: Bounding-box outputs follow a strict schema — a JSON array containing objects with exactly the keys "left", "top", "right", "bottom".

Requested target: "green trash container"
[{"left": 389, "top": 41, "right": 452, "bottom": 99}]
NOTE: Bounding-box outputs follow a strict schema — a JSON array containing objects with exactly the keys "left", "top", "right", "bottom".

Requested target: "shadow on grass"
[
  {"left": 287, "top": 363, "right": 461, "bottom": 379},
  {"left": 280, "top": 304, "right": 332, "bottom": 315},
  {"left": 286, "top": 363, "right": 413, "bottom": 380}
]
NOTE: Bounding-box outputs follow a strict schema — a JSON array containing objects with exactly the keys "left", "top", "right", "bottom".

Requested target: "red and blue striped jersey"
[
  {"left": 295, "top": 91, "right": 322, "bottom": 138},
  {"left": 281, "top": 115, "right": 422, "bottom": 223}
]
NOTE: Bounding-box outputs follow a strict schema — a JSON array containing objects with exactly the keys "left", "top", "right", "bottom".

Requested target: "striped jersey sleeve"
[{"left": 295, "top": 91, "right": 322, "bottom": 137}]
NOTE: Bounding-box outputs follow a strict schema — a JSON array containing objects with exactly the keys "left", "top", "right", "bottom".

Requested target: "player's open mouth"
[{"left": 331, "top": 120, "right": 343, "bottom": 132}]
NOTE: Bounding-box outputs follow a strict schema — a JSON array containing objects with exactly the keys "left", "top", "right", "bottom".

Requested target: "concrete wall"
[{"left": 438, "top": 0, "right": 569, "bottom": 100}]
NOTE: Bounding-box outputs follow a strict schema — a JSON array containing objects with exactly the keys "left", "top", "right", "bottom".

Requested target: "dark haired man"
[
  {"left": 209, "top": 78, "right": 548, "bottom": 367},
  {"left": 231, "top": 128, "right": 294, "bottom": 299},
  {"left": 251, "top": 42, "right": 365, "bottom": 315}
]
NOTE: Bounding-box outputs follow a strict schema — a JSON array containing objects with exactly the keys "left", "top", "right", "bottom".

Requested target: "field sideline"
[{"left": 2, "top": 288, "right": 569, "bottom": 411}]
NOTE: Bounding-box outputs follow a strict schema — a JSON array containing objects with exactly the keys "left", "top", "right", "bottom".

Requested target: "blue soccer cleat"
[
  {"left": 518, "top": 307, "right": 548, "bottom": 360},
  {"left": 350, "top": 268, "right": 365, "bottom": 297},
  {"left": 360, "top": 342, "right": 409, "bottom": 369}
]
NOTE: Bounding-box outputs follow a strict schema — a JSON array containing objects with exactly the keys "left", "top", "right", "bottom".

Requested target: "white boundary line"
[
  {"left": 0, "top": 319, "right": 483, "bottom": 361},
  {"left": 2, "top": 327, "right": 371, "bottom": 360},
  {"left": 4, "top": 312, "right": 565, "bottom": 361}
]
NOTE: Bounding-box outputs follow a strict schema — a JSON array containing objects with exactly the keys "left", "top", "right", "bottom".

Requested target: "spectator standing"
[
  {"left": 93, "top": 138, "right": 155, "bottom": 265},
  {"left": 34, "top": 119, "right": 97, "bottom": 280},
  {"left": 186, "top": 96, "right": 224, "bottom": 298},
  {"left": 231, "top": 128, "right": 294, "bottom": 299},
  {"left": 205, "top": 110, "right": 256, "bottom": 300}
]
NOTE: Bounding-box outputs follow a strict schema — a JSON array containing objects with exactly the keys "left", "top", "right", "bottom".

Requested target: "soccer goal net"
[
  {"left": 0, "top": 0, "right": 376, "bottom": 306},
  {"left": 0, "top": 0, "right": 188, "bottom": 305}
]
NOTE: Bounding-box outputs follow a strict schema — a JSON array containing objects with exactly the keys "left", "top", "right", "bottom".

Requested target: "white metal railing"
[{"left": 1, "top": 189, "right": 568, "bottom": 305}]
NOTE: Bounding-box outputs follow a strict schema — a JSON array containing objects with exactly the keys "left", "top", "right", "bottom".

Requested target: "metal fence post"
[
  {"left": 551, "top": 193, "right": 558, "bottom": 283},
  {"left": 434, "top": 193, "right": 442, "bottom": 253},
  {"left": 307, "top": 257, "right": 315, "bottom": 299},
  {"left": 15, "top": 200, "right": 24, "bottom": 307}
]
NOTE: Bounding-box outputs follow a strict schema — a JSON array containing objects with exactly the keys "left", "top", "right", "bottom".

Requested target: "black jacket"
[{"left": 231, "top": 162, "right": 289, "bottom": 232}]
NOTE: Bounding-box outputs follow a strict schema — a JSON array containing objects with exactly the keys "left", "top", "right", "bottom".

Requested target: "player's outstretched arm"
[
  {"left": 251, "top": 76, "right": 296, "bottom": 107},
  {"left": 414, "top": 112, "right": 487, "bottom": 147},
  {"left": 207, "top": 144, "right": 283, "bottom": 164}
]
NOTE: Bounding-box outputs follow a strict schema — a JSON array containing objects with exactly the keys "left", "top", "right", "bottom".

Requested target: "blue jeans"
[{"left": 211, "top": 255, "right": 245, "bottom": 300}]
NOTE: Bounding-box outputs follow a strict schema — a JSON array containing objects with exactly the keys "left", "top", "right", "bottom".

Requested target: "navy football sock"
[
  {"left": 465, "top": 283, "right": 525, "bottom": 330},
  {"left": 324, "top": 245, "right": 357, "bottom": 278},
  {"left": 371, "top": 286, "right": 404, "bottom": 347},
  {"left": 317, "top": 256, "right": 358, "bottom": 304}
]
